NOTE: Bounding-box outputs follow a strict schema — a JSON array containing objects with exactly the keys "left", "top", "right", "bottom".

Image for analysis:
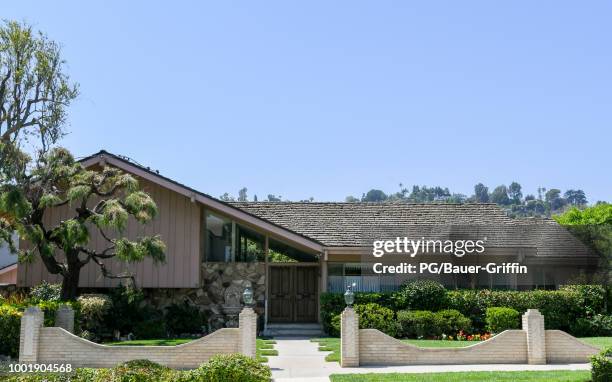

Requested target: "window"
[
  {"left": 235, "top": 225, "right": 265, "bottom": 262},
  {"left": 205, "top": 212, "right": 233, "bottom": 262}
]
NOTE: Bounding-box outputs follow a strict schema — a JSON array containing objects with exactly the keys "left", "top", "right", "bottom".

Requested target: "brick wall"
[
  {"left": 545, "top": 330, "right": 600, "bottom": 364},
  {"left": 341, "top": 307, "right": 600, "bottom": 367},
  {"left": 19, "top": 305, "right": 257, "bottom": 369},
  {"left": 359, "top": 329, "right": 527, "bottom": 366}
]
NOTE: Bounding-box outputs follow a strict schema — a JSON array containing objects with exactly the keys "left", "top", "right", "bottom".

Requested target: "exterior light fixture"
[
  {"left": 344, "top": 282, "right": 356, "bottom": 307},
  {"left": 243, "top": 281, "right": 254, "bottom": 306}
]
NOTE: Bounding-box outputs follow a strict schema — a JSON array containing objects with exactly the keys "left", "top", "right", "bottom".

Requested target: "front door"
[{"left": 269, "top": 265, "right": 318, "bottom": 323}]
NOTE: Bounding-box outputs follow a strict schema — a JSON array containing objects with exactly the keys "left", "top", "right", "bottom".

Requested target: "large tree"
[
  {"left": 554, "top": 204, "right": 612, "bottom": 310},
  {"left": 0, "top": 148, "right": 166, "bottom": 300},
  {"left": 0, "top": 22, "right": 164, "bottom": 300}
]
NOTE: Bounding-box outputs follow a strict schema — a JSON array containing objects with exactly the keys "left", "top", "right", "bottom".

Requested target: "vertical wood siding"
[{"left": 17, "top": 178, "right": 201, "bottom": 288}]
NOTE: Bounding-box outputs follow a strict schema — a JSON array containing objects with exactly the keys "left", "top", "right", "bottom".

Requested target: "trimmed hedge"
[
  {"left": 396, "top": 309, "right": 471, "bottom": 338},
  {"left": 485, "top": 307, "right": 520, "bottom": 333},
  {"left": 320, "top": 283, "right": 608, "bottom": 336},
  {"left": 591, "top": 347, "right": 612, "bottom": 382},
  {"left": 329, "top": 303, "right": 399, "bottom": 337},
  {"left": 0, "top": 305, "right": 22, "bottom": 358}
]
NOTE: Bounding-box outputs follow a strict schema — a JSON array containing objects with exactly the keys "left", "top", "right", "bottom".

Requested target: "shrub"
[
  {"left": 571, "top": 314, "right": 612, "bottom": 337},
  {"left": 77, "top": 294, "right": 112, "bottom": 341},
  {"left": 196, "top": 353, "right": 271, "bottom": 382},
  {"left": 394, "top": 279, "right": 446, "bottom": 311},
  {"left": 354, "top": 303, "right": 398, "bottom": 337},
  {"left": 93, "top": 359, "right": 173, "bottom": 382},
  {"left": 397, "top": 310, "right": 446, "bottom": 338},
  {"left": 591, "top": 347, "right": 612, "bottom": 382},
  {"left": 133, "top": 317, "right": 167, "bottom": 339},
  {"left": 165, "top": 301, "right": 206, "bottom": 335},
  {"left": 319, "top": 292, "right": 395, "bottom": 334},
  {"left": 436, "top": 309, "right": 472, "bottom": 335},
  {"left": 29, "top": 281, "right": 62, "bottom": 302},
  {"left": 560, "top": 284, "right": 607, "bottom": 316},
  {"left": 485, "top": 307, "right": 520, "bottom": 333},
  {"left": 105, "top": 285, "right": 151, "bottom": 336},
  {"left": 0, "top": 305, "right": 22, "bottom": 358}
]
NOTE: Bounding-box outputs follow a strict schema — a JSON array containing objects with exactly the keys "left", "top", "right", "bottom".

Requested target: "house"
[
  {"left": 15, "top": 151, "right": 598, "bottom": 330},
  {"left": 0, "top": 232, "right": 18, "bottom": 286}
]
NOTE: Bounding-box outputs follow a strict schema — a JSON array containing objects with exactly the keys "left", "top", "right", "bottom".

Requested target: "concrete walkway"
[{"left": 268, "top": 337, "right": 592, "bottom": 382}]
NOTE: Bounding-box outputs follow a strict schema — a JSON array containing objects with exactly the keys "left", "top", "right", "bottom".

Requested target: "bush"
[
  {"left": 196, "top": 353, "right": 271, "bottom": 382},
  {"left": 29, "top": 281, "right": 62, "bottom": 302},
  {"left": 319, "top": 292, "right": 395, "bottom": 334},
  {"left": 0, "top": 305, "right": 22, "bottom": 358},
  {"left": 394, "top": 280, "right": 446, "bottom": 311},
  {"left": 571, "top": 314, "right": 612, "bottom": 337},
  {"left": 105, "top": 285, "right": 151, "bottom": 337},
  {"left": 436, "top": 309, "right": 472, "bottom": 335},
  {"left": 485, "top": 307, "right": 520, "bottom": 333},
  {"left": 133, "top": 317, "right": 167, "bottom": 339},
  {"left": 77, "top": 294, "right": 112, "bottom": 341},
  {"left": 355, "top": 303, "right": 398, "bottom": 337},
  {"left": 591, "top": 347, "right": 612, "bottom": 382},
  {"left": 397, "top": 310, "right": 446, "bottom": 338},
  {"left": 165, "top": 301, "right": 206, "bottom": 336}
]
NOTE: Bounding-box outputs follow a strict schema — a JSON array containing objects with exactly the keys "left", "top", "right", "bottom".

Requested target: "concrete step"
[{"left": 264, "top": 323, "right": 323, "bottom": 337}]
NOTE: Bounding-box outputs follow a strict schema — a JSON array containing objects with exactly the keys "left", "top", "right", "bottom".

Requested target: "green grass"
[
  {"left": 312, "top": 337, "right": 611, "bottom": 363},
  {"left": 105, "top": 337, "right": 278, "bottom": 363},
  {"left": 330, "top": 370, "right": 591, "bottom": 381}
]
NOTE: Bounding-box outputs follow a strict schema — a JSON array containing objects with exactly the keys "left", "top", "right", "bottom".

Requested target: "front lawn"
[
  {"left": 105, "top": 337, "right": 278, "bottom": 362},
  {"left": 330, "top": 370, "right": 591, "bottom": 381},
  {"left": 312, "top": 337, "right": 611, "bottom": 363}
]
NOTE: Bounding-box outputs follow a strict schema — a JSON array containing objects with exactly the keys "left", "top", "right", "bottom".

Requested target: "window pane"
[
  {"left": 206, "top": 212, "right": 232, "bottom": 262},
  {"left": 235, "top": 225, "right": 265, "bottom": 262}
]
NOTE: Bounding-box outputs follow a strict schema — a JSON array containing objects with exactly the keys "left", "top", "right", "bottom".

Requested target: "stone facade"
[
  {"left": 341, "top": 309, "right": 600, "bottom": 367},
  {"left": 143, "top": 262, "right": 266, "bottom": 331},
  {"left": 19, "top": 305, "right": 257, "bottom": 369}
]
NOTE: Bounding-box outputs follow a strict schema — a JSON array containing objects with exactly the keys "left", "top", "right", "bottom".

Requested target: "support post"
[
  {"left": 19, "top": 306, "right": 44, "bottom": 363},
  {"left": 55, "top": 304, "right": 75, "bottom": 333},
  {"left": 341, "top": 307, "right": 359, "bottom": 367},
  {"left": 239, "top": 307, "right": 257, "bottom": 359},
  {"left": 522, "top": 309, "right": 546, "bottom": 364}
]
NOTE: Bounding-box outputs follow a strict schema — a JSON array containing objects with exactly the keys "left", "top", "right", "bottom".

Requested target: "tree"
[
  {"left": 564, "top": 189, "right": 587, "bottom": 206},
  {"left": 554, "top": 203, "right": 612, "bottom": 310},
  {"left": 545, "top": 188, "right": 567, "bottom": 211},
  {"left": 238, "top": 187, "right": 248, "bottom": 202},
  {"left": 490, "top": 185, "right": 511, "bottom": 205},
  {"left": 267, "top": 194, "right": 281, "bottom": 202},
  {"left": 0, "top": 21, "right": 78, "bottom": 172},
  {"left": 0, "top": 148, "right": 166, "bottom": 300},
  {"left": 508, "top": 182, "right": 523, "bottom": 204},
  {"left": 219, "top": 192, "right": 235, "bottom": 202},
  {"left": 345, "top": 195, "right": 360, "bottom": 202},
  {"left": 473, "top": 183, "right": 489, "bottom": 203},
  {"left": 362, "top": 189, "right": 387, "bottom": 202}
]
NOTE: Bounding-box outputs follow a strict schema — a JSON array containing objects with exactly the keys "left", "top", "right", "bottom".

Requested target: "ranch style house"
[{"left": 8, "top": 151, "right": 598, "bottom": 332}]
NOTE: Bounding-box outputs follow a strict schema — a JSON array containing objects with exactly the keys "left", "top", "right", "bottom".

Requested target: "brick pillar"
[
  {"left": 19, "top": 306, "right": 44, "bottom": 363},
  {"left": 522, "top": 309, "right": 546, "bottom": 364},
  {"left": 55, "top": 304, "right": 74, "bottom": 333},
  {"left": 341, "top": 307, "right": 359, "bottom": 367},
  {"left": 239, "top": 307, "right": 257, "bottom": 359}
]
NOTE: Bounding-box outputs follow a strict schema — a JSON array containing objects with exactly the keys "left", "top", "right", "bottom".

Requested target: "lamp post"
[
  {"left": 243, "top": 281, "right": 254, "bottom": 307},
  {"left": 344, "top": 282, "right": 356, "bottom": 307}
]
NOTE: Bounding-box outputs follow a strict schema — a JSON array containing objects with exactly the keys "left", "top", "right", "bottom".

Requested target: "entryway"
[{"left": 268, "top": 264, "right": 318, "bottom": 323}]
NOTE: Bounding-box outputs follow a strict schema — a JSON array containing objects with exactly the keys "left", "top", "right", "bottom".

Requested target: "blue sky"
[{"left": 5, "top": 1, "right": 611, "bottom": 202}]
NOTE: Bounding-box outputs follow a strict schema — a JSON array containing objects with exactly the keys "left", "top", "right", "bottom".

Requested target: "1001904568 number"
[{"left": 8, "top": 364, "right": 73, "bottom": 373}]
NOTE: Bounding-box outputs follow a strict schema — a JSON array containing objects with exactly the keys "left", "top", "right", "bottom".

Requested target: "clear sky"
[{"left": 4, "top": 1, "right": 611, "bottom": 203}]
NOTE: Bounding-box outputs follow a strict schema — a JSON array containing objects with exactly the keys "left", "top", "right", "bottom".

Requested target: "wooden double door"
[{"left": 269, "top": 265, "right": 318, "bottom": 323}]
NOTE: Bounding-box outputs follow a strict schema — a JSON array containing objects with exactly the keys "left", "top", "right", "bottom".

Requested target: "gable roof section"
[
  {"left": 79, "top": 151, "right": 324, "bottom": 253},
  {"left": 230, "top": 202, "right": 594, "bottom": 258}
]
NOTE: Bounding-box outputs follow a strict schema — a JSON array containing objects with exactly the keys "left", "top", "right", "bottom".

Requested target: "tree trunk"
[{"left": 60, "top": 256, "right": 82, "bottom": 301}]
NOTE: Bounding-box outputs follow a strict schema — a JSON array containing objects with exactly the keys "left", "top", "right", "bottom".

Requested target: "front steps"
[{"left": 263, "top": 323, "right": 323, "bottom": 337}]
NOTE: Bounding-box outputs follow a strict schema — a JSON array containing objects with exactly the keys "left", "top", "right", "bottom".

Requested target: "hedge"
[{"left": 320, "top": 283, "right": 608, "bottom": 336}]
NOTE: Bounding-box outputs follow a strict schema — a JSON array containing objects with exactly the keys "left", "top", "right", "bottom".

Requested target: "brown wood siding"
[{"left": 17, "top": 178, "right": 201, "bottom": 288}]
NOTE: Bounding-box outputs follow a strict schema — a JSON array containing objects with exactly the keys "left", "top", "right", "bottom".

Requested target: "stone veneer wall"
[{"left": 144, "top": 262, "right": 266, "bottom": 330}]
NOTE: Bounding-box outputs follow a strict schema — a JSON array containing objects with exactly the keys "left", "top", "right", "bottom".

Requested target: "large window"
[{"left": 204, "top": 210, "right": 265, "bottom": 263}]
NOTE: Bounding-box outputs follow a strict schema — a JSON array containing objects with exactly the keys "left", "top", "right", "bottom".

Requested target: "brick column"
[
  {"left": 19, "top": 306, "right": 44, "bottom": 363},
  {"left": 522, "top": 309, "right": 546, "bottom": 364},
  {"left": 239, "top": 307, "right": 257, "bottom": 359},
  {"left": 55, "top": 304, "right": 74, "bottom": 333},
  {"left": 341, "top": 307, "right": 359, "bottom": 367}
]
